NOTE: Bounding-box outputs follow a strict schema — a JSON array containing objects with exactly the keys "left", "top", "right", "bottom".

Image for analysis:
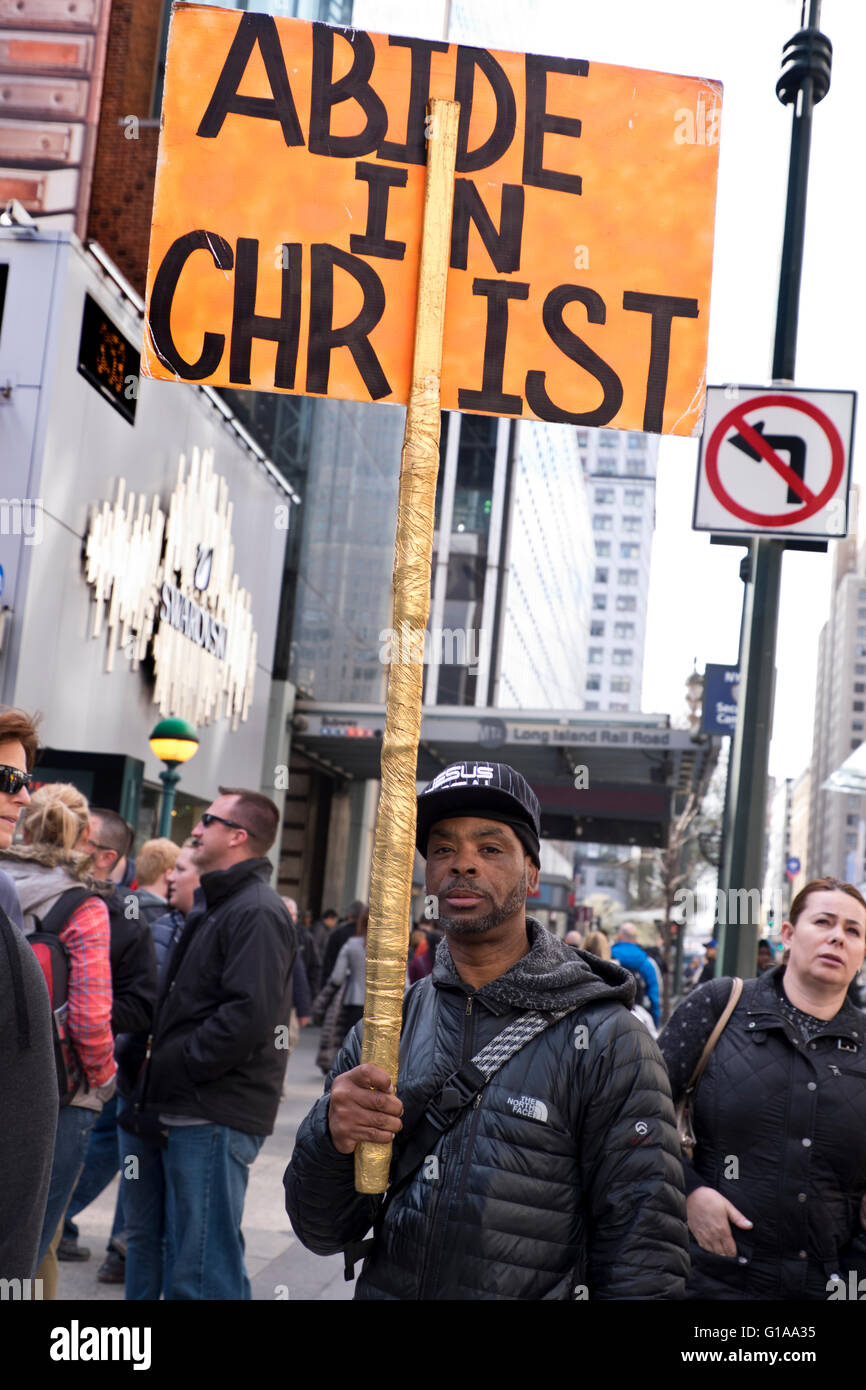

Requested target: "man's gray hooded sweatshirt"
[
  {"left": 0, "top": 868, "right": 58, "bottom": 1279},
  {"left": 285, "top": 919, "right": 689, "bottom": 1300}
]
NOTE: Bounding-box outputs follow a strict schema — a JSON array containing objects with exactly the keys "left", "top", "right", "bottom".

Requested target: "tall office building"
[
  {"left": 807, "top": 489, "right": 866, "bottom": 882},
  {"left": 580, "top": 429, "right": 659, "bottom": 713}
]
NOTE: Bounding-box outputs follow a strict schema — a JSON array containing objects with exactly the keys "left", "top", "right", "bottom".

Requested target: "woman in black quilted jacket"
[{"left": 659, "top": 876, "right": 866, "bottom": 1300}]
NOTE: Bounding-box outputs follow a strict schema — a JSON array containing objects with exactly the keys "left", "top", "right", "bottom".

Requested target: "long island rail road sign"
[
  {"left": 141, "top": 5, "right": 722, "bottom": 435},
  {"left": 693, "top": 384, "right": 856, "bottom": 539}
]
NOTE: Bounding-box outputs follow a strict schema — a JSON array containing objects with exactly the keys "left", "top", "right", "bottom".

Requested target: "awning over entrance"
[{"left": 290, "top": 704, "right": 719, "bottom": 848}]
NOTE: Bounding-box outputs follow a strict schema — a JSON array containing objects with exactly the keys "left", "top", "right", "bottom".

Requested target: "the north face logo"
[{"left": 506, "top": 1096, "right": 548, "bottom": 1123}]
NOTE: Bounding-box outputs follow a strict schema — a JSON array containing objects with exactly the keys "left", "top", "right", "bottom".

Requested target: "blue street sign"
[
  {"left": 786, "top": 856, "right": 801, "bottom": 875},
  {"left": 701, "top": 663, "right": 740, "bottom": 735}
]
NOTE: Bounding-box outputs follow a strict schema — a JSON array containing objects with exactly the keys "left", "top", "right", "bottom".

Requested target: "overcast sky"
[{"left": 353, "top": 0, "right": 864, "bottom": 781}]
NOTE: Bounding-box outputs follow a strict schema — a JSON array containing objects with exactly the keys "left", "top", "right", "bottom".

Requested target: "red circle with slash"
[{"left": 705, "top": 394, "right": 845, "bottom": 527}]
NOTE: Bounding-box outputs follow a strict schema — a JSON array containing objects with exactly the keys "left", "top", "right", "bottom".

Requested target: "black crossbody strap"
[{"left": 343, "top": 1004, "right": 577, "bottom": 1280}]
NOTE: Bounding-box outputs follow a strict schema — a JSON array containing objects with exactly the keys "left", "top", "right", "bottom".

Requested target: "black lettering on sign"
[
  {"left": 149, "top": 230, "right": 233, "bottom": 379},
  {"left": 309, "top": 24, "right": 388, "bottom": 158},
  {"left": 377, "top": 36, "right": 449, "bottom": 165},
  {"left": 458, "top": 277, "right": 529, "bottom": 414},
  {"left": 522, "top": 55, "right": 588, "bottom": 195},
  {"left": 525, "top": 284, "right": 623, "bottom": 425},
  {"left": 622, "top": 291, "right": 699, "bottom": 432},
  {"left": 196, "top": 14, "right": 304, "bottom": 147},
  {"left": 450, "top": 179, "right": 524, "bottom": 273},
  {"left": 306, "top": 244, "right": 390, "bottom": 399},
  {"left": 230, "top": 238, "right": 302, "bottom": 389},
  {"left": 350, "top": 162, "right": 408, "bottom": 261},
  {"left": 454, "top": 47, "right": 516, "bottom": 173}
]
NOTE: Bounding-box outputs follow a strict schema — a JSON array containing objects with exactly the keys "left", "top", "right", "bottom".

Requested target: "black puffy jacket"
[
  {"left": 284, "top": 922, "right": 689, "bottom": 1300},
  {"left": 141, "top": 857, "right": 297, "bottom": 1136},
  {"left": 660, "top": 967, "right": 866, "bottom": 1299}
]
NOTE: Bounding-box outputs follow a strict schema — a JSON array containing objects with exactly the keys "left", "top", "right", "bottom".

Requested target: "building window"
[
  {"left": 609, "top": 701, "right": 629, "bottom": 711},
  {"left": 618, "top": 569, "right": 638, "bottom": 586},
  {"left": 590, "top": 621, "right": 605, "bottom": 637},
  {"left": 595, "top": 540, "right": 611, "bottom": 557},
  {"left": 859, "top": 609, "right": 866, "bottom": 620},
  {"left": 855, "top": 702, "right": 865, "bottom": 713},
  {"left": 599, "top": 434, "right": 617, "bottom": 449},
  {"left": 854, "top": 722, "right": 865, "bottom": 733},
  {"left": 586, "top": 674, "right": 601, "bottom": 690},
  {"left": 588, "top": 648, "right": 603, "bottom": 664},
  {"left": 858, "top": 628, "right": 866, "bottom": 640},
  {"left": 594, "top": 488, "right": 615, "bottom": 504},
  {"left": 593, "top": 595, "right": 607, "bottom": 611},
  {"left": 625, "top": 490, "right": 643, "bottom": 507},
  {"left": 577, "top": 431, "right": 589, "bottom": 446},
  {"left": 595, "top": 567, "right": 608, "bottom": 584},
  {"left": 596, "top": 458, "right": 616, "bottom": 475},
  {"left": 593, "top": 514, "right": 612, "bottom": 531},
  {"left": 584, "top": 700, "right": 599, "bottom": 710},
  {"left": 620, "top": 543, "right": 640, "bottom": 559},
  {"left": 626, "top": 458, "right": 647, "bottom": 476},
  {"left": 616, "top": 595, "right": 637, "bottom": 612},
  {"left": 860, "top": 588, "right": 866, "bottom": 600},
  {"left": 622, "top": 515, "right": 642, "bottom": 533},
  {"left": 847, "top": 814, "right": 860, "bottom": 826},
  {"left": 846, "top": 833, "right": 858, "bottom": 848},
  {"left": 858, "top": 665, "right": 866, "bottom": 675},
  {"left": 610, "top": 676, "right": 631, "bottom": 693},
  {"left": 856, "top": 684, "right": 865, "bottom": 694},
  {"left": 612, "top": 649, "right": 633, "bottom": 666},
  {"left": 614, "top": 621, "right": 636, "bottom": 639},
  {"left": 854, "top": 740, "right": 862, "bottom": 750}
]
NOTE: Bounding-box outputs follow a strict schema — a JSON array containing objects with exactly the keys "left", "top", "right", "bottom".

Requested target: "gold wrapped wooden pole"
[{"left": 355, "top": 98, "right": 460, "bottom": 1194}]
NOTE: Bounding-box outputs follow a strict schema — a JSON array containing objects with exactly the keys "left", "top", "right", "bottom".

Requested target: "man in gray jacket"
[
  {"left": 0, "top": 706, "right": 57, "bottom": 1282},
  {"left": 285, "top": 762, "right": 689, "bottom": 1300}
]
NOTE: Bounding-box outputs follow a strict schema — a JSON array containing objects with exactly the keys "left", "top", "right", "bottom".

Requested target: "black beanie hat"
[{"left": 416, "top": 762, "right": 541, "bottom": 867}]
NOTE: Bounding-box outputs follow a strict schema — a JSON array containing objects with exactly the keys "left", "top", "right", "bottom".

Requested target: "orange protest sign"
[{"left": 142, "top": 5, "right": 722, "bottom": 434}]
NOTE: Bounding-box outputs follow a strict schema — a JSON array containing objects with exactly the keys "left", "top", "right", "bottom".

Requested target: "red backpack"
[{"left": 27, "top": 887, "right": 92, "bottom": 1105}]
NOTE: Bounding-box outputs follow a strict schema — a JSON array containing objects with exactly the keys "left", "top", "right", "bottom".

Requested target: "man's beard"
[{"left": 438, "top": 871, "right": 527, "bottom": 936}]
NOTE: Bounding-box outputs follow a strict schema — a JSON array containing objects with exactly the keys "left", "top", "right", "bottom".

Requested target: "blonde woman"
[{"left": 0, "top": 783, "right": 115, "bottom": 1273}]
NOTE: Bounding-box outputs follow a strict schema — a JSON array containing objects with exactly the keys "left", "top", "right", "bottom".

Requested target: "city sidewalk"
[{"left": 56, "top": 1026, "right": 354, "bottom": 1302}]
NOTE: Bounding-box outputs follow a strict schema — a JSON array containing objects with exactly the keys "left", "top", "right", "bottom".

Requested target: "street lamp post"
[{"left": 149, "top": 718, "right": 199, "bottom": 838}]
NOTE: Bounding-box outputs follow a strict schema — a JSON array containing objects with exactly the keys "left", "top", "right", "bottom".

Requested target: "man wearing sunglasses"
[
  {"left": 0, "top": 706, "right": 59, "bottom": 1281},
  {"left": 121, "top": 787, "right": 296, "bottom": 1300}
]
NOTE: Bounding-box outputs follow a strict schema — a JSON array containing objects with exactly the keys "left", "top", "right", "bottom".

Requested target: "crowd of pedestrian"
[{"left": 6, "top": 716, "right": 866, "bottom": 1302}]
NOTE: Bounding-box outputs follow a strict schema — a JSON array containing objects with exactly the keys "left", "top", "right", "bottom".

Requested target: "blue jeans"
[
  {"left": 64, "top": 1094, "right": 125, "bottom": 1248},
  {"left": 122, "top": 1128, "right": 167, "bottom": 1300},
  {"left": 161, "top": 1125, "right": 264, "bottom": 1300},
  {"left": 37, "top": 1106, "right": 98, "bottom": 1267}
]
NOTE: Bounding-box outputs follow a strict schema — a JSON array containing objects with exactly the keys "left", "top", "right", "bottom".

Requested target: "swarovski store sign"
[
  {"left": 0, "top": 229, "right": 289, "bottom": 804},
  {"left": 85, "top": 448, "right": 258, "bottom": 727}
]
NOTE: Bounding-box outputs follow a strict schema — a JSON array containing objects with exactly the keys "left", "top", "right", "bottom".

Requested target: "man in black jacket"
[
  {"left": 284, "top": 762, "right": 689, "bottom": 1300},
  {"left": 122, "top": 787, "right": 295, "bottom": 1300}
]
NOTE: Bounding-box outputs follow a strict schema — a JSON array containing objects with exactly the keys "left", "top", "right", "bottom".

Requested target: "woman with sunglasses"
[
  {"left": 0, "top": 706, "right": 59, "bottom": 1282},
  {"left": 0, "top": 779, "right": 116, "bottom": 1286},
  {"left": 659, "top": 877, "right": 866, "bottom": 1300}
]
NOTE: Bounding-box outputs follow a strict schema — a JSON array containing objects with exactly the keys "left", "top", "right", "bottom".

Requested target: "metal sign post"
[{"left": 718, "top": 0, "right": 833, "bottom": 978}]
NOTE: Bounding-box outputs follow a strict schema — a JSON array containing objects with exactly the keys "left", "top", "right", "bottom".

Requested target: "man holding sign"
[{"left": 284, "top": 762, "right": 689, "bottom": 1300}]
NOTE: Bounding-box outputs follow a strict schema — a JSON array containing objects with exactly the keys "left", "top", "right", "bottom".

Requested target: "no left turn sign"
[{"left": 693, "top": 385, "right": 856, "bottom": 538}]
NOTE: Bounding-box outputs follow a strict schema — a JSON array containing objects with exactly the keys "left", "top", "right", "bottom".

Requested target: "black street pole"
[{"left": 718, "top": 0, "right": 832, "bottom": 980}]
